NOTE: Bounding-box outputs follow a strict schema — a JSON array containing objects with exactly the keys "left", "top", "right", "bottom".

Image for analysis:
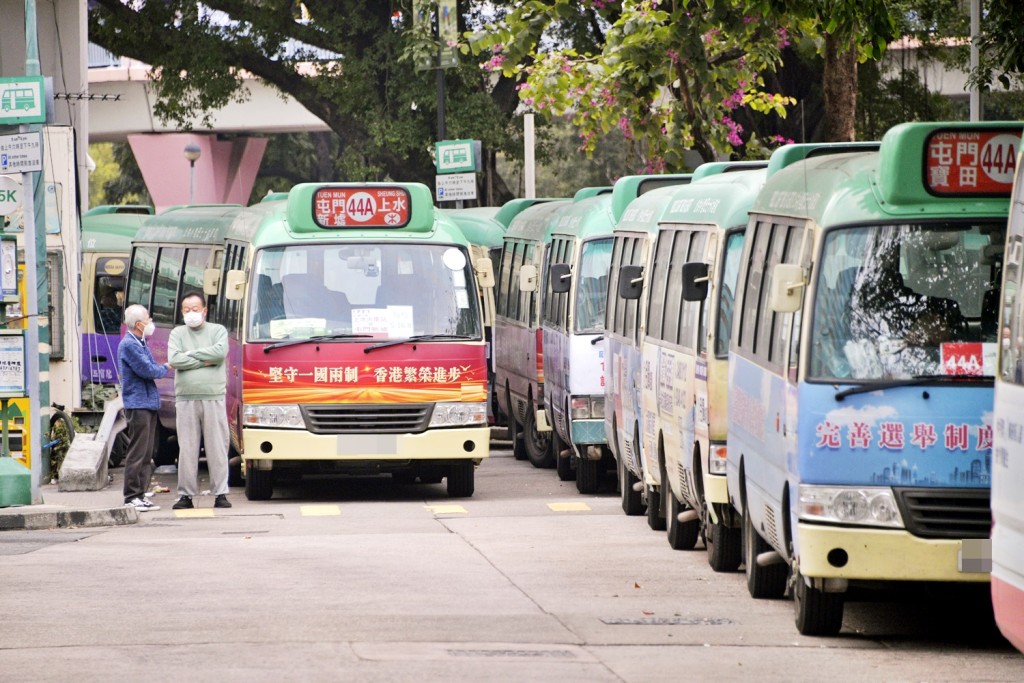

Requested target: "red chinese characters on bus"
[
  {"left": 925, "top": 129, "right": 1021, "bottom": 196},
  {"left": 313, "top": 187, "right": 411, "bottom": 228}
]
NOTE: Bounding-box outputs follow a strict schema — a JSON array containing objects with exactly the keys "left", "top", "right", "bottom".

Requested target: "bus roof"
[
  {"left": 691, "top": 160, "right": 768, "bottom": 182},
  {"left": 549, "top": 193, "right": 616, "bottom": 241},
  {"left": 660, "top": 168, "right": 767, "bottom": 229},
  {"left": 610, "top": 174, "right": 692, "bottom": 223},
  {"left": 493, "top": 198, "right": 558, "bottom": 228},
  {"left": 504, "top": 199, "right": 572, "bottom": 242},
  {"left": 133, "top": 205, "right": 247, "bottom": 245},
  {"left": 83, "top": 204, "right": 154, "bottom": 217},
  {"left": 573, "top": 186, "right": 612, "bottom": 201},
  {"left": 764, "top": 142, "right": 880, "bottom": 178},
  {"left": 750, "top": 122, "right": 1022, "bottom": 225},
  {"left": 613, "top": 184, "right": 685, "bottom": 235},
  {"left": 441, "top": 207, "right": 506, "bottom": 248},
  {"left": 82, "top": 212, "right": 151, "bottom": 252}
]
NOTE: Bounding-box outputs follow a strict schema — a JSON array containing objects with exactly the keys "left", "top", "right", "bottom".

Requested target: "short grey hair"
[{"left": 123, "top": 304, "right": 148, "bottom": 330}]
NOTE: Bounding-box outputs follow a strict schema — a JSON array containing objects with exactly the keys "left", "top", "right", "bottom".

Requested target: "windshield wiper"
[
  {"left": 263, "top": 333, "right": 372, "bottom": 354},
  {"left": 834, "top": 374, "right": 994, "bottom": 401},
  {"left": 363, "top": 334, "right": 474, "bottom": 353},
  {"left": 591, "top": 335, "right": 604, "bottom": 345}
]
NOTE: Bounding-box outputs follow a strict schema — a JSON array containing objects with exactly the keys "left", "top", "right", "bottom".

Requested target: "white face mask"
[
  {"left": 183, "top": 311, "right": 204, "bottom": 328},
  {"left": 142, "top": 321, "right": 156, "bottom": 338}
]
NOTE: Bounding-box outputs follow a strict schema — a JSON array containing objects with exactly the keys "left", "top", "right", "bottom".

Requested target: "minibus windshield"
[
  {"left": 247, "top": 243, "right": 482, "bottom": 342},
  {"left": 810, "top": 222, "right": 1003, "bottom": 381}
]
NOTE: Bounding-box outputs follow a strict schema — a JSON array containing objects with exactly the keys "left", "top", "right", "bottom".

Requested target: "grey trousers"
[
  {"left": 123, "top": 408, "right": 158, "bottom": 503},
  {"left": 175, "top": 398, "right": 230, "bottom": 497}
]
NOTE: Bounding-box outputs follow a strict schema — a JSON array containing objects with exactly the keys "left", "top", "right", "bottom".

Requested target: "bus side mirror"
[
  {"left": 203, "top": 268, "right": 221, "bottom": 296},
  {"left": 519, "top": 264, "right": 538, "bottom": 292},
  {"left": 768, "top": 263, "right": 804, "bottom": 313},
  {"left": 550, "top": 263, "right": 571, "bottom": 293},
  {"left": 223, "top": 269, "right": 247, "bottom": 301},
  {"left": 474, "top": 257, "right": 495, "bottom": 288},
  {"left": 618, "top": 264, "right": 644, "bottom": 300},
  {"left": 681, "top": 262, "right": 710, "bottom": 302}
]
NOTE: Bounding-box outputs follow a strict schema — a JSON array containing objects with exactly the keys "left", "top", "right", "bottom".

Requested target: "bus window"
[
  {"left": 152, "top": 248, "right": 185, "bottom": 325},
  {"left": 715, "top": 232, "right": 745, "bottom": 357},
  {"left": 575, "top": 238, "right": 612, "bottom": 333},
  {"left": 126, "top": 245, "right": 157, "bottom": 309}
]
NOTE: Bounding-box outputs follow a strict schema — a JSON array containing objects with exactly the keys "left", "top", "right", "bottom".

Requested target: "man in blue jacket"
[{"left": 118, "top": 304, "right": 170, "bottom": 511}]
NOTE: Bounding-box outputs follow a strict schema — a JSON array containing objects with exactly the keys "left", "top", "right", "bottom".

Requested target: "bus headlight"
[
  {"left": 798, "top": 485, "right": 904, "bottom": 528},
  {"left": 243, "top": 404, "right": 305, "bottom": 429},
  {"left": 571, "top": 396, "right": 604, "bottom": 420},
  {"left": 429, "top": 402, "right": 487, "bottom": 427}
]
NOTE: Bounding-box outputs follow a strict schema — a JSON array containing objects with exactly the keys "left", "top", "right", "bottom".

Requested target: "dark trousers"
[{"left": 123, "top": 408, "right": 159, "bottom": 503}]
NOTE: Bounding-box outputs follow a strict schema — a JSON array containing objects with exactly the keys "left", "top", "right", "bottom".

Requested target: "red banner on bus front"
[{"left": 313, "top": 186, "right": 411, "bottom": 228}]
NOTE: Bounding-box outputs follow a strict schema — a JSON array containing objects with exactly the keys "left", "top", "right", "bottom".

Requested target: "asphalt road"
[{"left": 1, "top": 445, "right": 1022, "bottom": 682}]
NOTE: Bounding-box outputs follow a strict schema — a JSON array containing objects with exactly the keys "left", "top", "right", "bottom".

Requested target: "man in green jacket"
[{"left": 168, "top": 292, "right": 232, "bottom": 509}]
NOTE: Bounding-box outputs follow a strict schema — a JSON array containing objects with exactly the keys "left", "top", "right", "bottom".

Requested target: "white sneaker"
[{"left": 125, "top": 497, "right": 160, "bottom": 512}]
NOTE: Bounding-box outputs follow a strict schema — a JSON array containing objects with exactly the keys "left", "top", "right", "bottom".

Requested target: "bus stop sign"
[{"left": 0, "top": 77, "right": 45, "bottom": 125}]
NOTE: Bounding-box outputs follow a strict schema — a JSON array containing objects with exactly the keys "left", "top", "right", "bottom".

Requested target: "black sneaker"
[
  {"left": 172, "top": 496, "right": 193, "bottom": 510},
  {"left": 214, "top": 494, "right": 232, "bottom": 509}
]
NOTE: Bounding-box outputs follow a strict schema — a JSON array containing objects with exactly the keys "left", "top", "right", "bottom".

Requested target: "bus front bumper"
[
  {"left": 242, "top": 426, "right": 490, "bottom": 462},
  {"left": 798, "top": 522, "right": 991, "bottom": 582}
]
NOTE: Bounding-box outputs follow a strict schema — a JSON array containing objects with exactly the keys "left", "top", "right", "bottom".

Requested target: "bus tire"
[
  {"left": 523, "top": 401, "right": 553, "bottom": 469},
  {"left": 107, "top": 430, "right": 130, "bottom": 468},
  {"left": 707, "top": 516, "right": 743, "bottom": 572},
  {"left": 576, "top": 456, "right": 600, "bottom": 494},
  {"left": 244, "top": 464, "right": 273, "bottom": 501},
  {"left": 619, "top": 456, "right": 645, "bottom": 516},
  {"left": 508, "top": 388, "right": 527, "bottom": 461},
  {"left": 646, "top": 484, "right": 667, "bottom": 531},
  {"left": 666, "top": 489, "right": 699, "bottom": 550},
  {"left": 446, "top": 461, "right": 475, "bottom": 498},
  {"left": 743, "top": 505, "right": 788, "bottom": 599},
  {"left": 794, "top": 571, "right": 845, "bottom": 636},
  {"left": 553, "top": 428, "right": 574, "bottom": 482}
]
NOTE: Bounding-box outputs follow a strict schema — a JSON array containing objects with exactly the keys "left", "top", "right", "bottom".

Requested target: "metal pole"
[
  {"left": 524, "top": 113, "right": 536, "bottom": 199},
  {"left": 970, "top": 0, "right": 981, "bottom": 122},
  {"left": 189, "top": 160, "right": 196, "bottom": 204},
  {"left": 436, "top": 58, "right": 446, "bottom": 142},
  {"left": 24, "top": 0, "right": 49, "bottom": 501}
]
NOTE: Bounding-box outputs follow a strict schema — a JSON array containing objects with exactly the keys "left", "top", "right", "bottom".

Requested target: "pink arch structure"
[{"left": 128, "top": 133, "right": 268, "bottom": 213}]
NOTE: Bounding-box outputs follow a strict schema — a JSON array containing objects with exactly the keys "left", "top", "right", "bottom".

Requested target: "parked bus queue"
[{"left": 90, "top": 120, "right": 1024, "bottom": 644}]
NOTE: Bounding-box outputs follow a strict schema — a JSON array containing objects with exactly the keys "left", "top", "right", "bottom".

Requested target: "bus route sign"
[
  {"left": 924, "top": 128, "right": 1021, "bottom": 197},
  {"left": 0, "top": 77, "right": 45, "bottom": 125},
  {"left": 313, "top": 186, "right": 411, "bottom": 228}
]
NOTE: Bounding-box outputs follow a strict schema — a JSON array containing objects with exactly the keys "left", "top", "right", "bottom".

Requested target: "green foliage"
[
  {"left": 975, "top": 0, "right": 1024, "bottom": 88},
  {"left": 94, "top": 142, "right": 150, "bottom": 207},
  {"left": 468, "top": 1, "right": 798, "bottom": 169}
]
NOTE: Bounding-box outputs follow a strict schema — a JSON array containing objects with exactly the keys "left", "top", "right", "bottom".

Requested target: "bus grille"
[
  {"left": 302, "top": 404, "right": 432, "bottom": 434},
  {"left": 894, "top": 488, "right": 991, "bottom": 539}
]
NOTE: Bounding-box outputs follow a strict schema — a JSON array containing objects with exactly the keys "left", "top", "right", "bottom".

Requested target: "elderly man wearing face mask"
[
  {"left": 168, "top": 291, "right": 232, "bottom": 510},
  {"left": 119, "top": 303, "right": 170, "bottom": 511}
]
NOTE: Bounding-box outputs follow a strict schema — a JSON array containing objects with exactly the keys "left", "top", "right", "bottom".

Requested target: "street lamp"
[{"left": 183, "top": 142, "right": 201, "bottom": 205}]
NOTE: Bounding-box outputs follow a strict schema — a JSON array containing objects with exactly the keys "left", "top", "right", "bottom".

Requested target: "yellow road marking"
[
  {"left": 426, "top": 504, "right": 467, "bottom": 514},
  {"left": 300, "top": 504, "right": 341, "bottom": 517},
  {"left": 174, "top": 508, "right": 215, "bottom": 519},
  {"left": 547, "top": 502, "right": 591, "bottom": 512}
]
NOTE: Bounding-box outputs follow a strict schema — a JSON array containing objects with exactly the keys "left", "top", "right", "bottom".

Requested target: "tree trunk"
[{"left": 822, "top": 33, "right": 858, "bottom": 142}]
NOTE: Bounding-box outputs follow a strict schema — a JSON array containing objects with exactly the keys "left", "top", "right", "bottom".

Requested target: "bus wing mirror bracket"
[
  {"left": 550, "top": 263, "right": 571, "bottom": 293},
  {"left": 474, "top": 257, "right": 495, "bottom": 289},
  {"left": 519, "top": 264, "right": 538, "bottom": 292},
  {"left": 618, "top": 264, "right": 644, "bottom": 300},
  {"left": 769, "top": 263, "right": 804, "bottom": 313},
  {"left": 223, "top": 270, "right": 247, "bottom": 301},
  {"left": 202, "top": 268, "right": 221, "bottom": 296},
  {"left": 681, "top": 262, "right": 710, "bottom": 302}
]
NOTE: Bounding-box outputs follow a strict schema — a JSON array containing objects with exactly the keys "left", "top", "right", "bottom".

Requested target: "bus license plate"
[
  {"left": 958, "top": 539, "right": 991, "bottom": 573},
  {"left": 337, "top": 434, "right": 397, "bottom": 456}
]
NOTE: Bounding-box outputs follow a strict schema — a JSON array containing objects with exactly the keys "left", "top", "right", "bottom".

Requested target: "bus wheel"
[
  {"left": 743, "top": 506, "right": 788, "bottom": 599},
  {"left": 523, "top": 402, "right": 553, "bottom": 469},
  {"left": 553, "top": 428, "right": 574, "bottom": 482},
  {"left": 794, "top": 571, "right": 845, "bottom": 636},
  {"left": 244, "top": 464, "right": 273, "bottom": 501},
  {"left": 107, "top": 430, "right": 129, "bottom": 468},
  {"left": 619, "top": 457, "right": 645, "bottom": 516},
  {"left": 706, "top": 514, "right": 742, "bottom": 572},
  {"left": 508, "top": 389, "right": 527, "bottom": 461},
  {"left": 646, "top": 484, "right": 667, "bottom": 531},
  {"left": 446, "top": 461, "right": 475, "bottom": 498},
  {"left": 576, "top": 456, "right": 601, "bottom": 494},
  {"left": 227, "top": 447, "right": 244, "bottom": 487},
  {"left": 666, "top": 490, "right": 699, "bottom": 550}
]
